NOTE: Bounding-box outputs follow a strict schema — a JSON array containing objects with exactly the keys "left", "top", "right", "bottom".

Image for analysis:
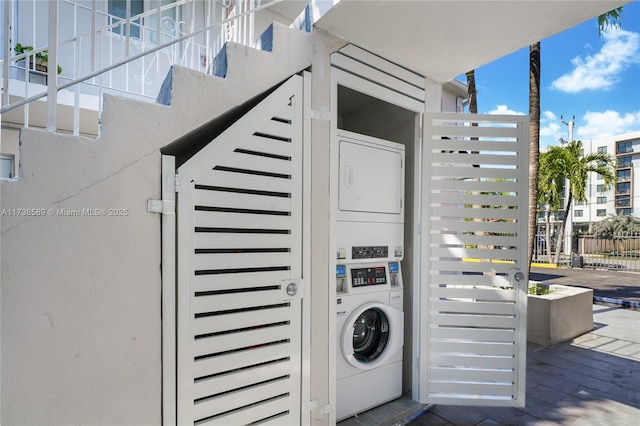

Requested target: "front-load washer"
[{"left": 336, "top": 262, "right": 404, "bottom": 421}]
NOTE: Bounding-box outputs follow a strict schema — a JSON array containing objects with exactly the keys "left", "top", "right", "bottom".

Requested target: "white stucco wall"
[{"left": 1, "top": 23, "right": 313, "bottom": 425}]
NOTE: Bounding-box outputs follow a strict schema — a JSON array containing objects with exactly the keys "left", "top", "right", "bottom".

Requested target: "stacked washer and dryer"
[{"left": 334, "top": 130, "right": 406, "bottom": 421}]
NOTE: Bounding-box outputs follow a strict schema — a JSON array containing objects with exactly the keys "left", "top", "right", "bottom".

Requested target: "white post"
[{"left": 46, "top": 0, "right": 59, "bottom": 131}]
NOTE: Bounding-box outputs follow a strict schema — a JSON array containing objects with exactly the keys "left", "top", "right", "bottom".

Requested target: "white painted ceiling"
[{"left": 315, "top": 0, "right": 630, "bottom": 82}]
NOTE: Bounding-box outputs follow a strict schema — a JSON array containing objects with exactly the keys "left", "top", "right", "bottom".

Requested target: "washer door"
[{"left": 342, "top": 302, "right": 403, "bottom": 370}]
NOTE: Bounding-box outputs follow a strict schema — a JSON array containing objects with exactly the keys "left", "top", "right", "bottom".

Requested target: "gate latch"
[{"left": 147, "top": 199, "right": 175, "bottom": 214}]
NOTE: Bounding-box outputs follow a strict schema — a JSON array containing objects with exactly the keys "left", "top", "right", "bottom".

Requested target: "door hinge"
[
  {"left": 305, "top": 399, "right": 332, "bottom": 415},
  {"left": 147, "top": 199, "right": 175, "bottom": 214},
  {"left": 173, "top": 173, "right": 181, "bottom": 192}
]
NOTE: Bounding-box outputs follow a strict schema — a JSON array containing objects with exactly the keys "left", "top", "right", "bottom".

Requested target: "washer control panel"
[
  {"left": 336, "top": 262, "right": 403, "bottom": 294},
  {"left": 351, "top": 266, "right": 387, "bottom": 287}
]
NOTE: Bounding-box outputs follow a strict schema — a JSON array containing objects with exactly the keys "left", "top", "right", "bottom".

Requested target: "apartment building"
[{"left": 572, "top": 130, "right": 640, "bottom": 233}]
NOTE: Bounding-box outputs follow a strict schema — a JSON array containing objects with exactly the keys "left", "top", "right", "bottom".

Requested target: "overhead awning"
[{"left": 315, "top": 0, "right": 629, "bottom": 82}]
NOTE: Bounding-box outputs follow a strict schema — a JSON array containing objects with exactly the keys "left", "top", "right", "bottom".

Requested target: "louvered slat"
[{"left": 193, "top": 359, "right": 291, "bottom": 400}]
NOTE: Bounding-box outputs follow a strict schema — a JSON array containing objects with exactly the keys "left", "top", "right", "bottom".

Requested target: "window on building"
[
  {"left": 597, "top": 184, "right": 606, "bottom": 193},
  {"left": 0, "top": 155, "right": 14, "bottom": 178},
  {"left": 109, "top": 0, "right": 144, "bottom": 38},
  {"left": 597, "top": 196, "right": 606, "bottom": 204},
  {"left": 616, "top": 141, "right": 633, "bottom": 154},
  {"left": 596, "top": 209, "right": 607, "bottom": 217},
  {"left": 615, "top": 195, "right": 630, "bottom": 207},
  {"left": 574, "top": 210, "right": 583, "bottom": 217},
  {"left": 617, "top": 169, "right": 631, "bottom": 181},
  {"left": 575, "top": 199, "right": 585, "bottom": 205},
  {"left": 597, "top": 146, "right": 607, "bottom": 154},
  {"left": 596, "top": 173, "right": 603, "bottom": 181},
  {"left": 616, "top": 182, "right": 631, "bottom": 195},
  {"left": 617, "top": 208, "right": 632, "bottom": 216},
  {"left": 618, "top": 156, "right": 632, "bottom": 168}
]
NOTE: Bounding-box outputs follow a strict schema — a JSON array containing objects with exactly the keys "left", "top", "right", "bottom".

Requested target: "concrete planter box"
[{"left": 527, "top": 284, "right": 593, "bottom": 346}]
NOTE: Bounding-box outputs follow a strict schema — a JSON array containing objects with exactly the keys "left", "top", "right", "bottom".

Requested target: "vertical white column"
[{"left": 46, "top": 0, "right": 59, "bottom": 131}]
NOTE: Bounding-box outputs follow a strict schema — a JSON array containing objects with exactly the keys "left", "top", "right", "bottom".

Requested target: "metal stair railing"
[{"left": 0, "top": 0, "right": 289, "bottom": 136}]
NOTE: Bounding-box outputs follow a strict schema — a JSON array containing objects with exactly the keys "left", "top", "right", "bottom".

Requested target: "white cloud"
[
  {"left": 551, "top": 29, "right": 640, "bottom": 93},
  {"left": 539, "top": 111, "right": 565, "bottom": 148},
  {"left": 577, "top": 110, "right": 640, "bottom": 139},
  {"left": 487, "top": 105, "right": 525, "bottom": 115}
]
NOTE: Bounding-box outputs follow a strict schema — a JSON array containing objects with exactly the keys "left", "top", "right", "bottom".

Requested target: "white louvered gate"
[
  {"left": 176, "top": 75, "right": 304, "bottom": 425},
  {"left": 417, "top": 113, "right": 529, "bottom": 407}
]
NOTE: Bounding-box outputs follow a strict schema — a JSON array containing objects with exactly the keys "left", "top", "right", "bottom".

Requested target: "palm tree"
[
  {"left": 528, "top": 7, "right": 623, "bottom": 270},
  {"left": 538, "top": 140, "right": 616, "bottom": 265},
  {"left": 527, "top": 42, "right": 541, "bottom": 269}
]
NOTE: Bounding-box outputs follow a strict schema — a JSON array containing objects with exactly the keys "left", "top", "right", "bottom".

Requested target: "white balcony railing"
[{"left": 0, "top": 0, "right": 295, "bottom": 136}]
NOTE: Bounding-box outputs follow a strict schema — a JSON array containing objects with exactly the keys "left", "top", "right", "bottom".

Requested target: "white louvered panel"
[
  {"left": 430, "top": 261, "right": 514, "bottom": 274},
  {"left": 431, "top": 123, "right": 520, "bottom": 139},
  {"left": 197, "top": 395, "right": 290, "bottom": 426},
  {"left": 430, "top": 341, "right": 516, "bottom": 357},
  {"left": 431, "top": 166, "right": 519, "bottom": 180},
  {"left": 331, "top": 53, "right": 425, "bottom": 101},
  {"left": 194, "top": 324, "right": 292, "bottom": 357},
  {"left": 432, "top": 233, "right": 518, "bottom": 248},
  {"left": 193, "top": 359, "right": 291, "bottom": 400},
  {"left": 429, "top": 353, "right": 517, "bottom": 370},
  {"left": 429, "top": 287, "right": 516, "bottom": 301},
  {"left": 420, "top": 114, "right": 527, "bottom": 407},
  {"left": 336, "top": 44, "right": 426, "bottom": 89},
  {"left": 193, "top": 306, "right": 291, "bottom": 335},
  {"left": 430, "top": 327, "right": 516, "bottom": 343},
  {"left": 433, "top": 179, "right": 519, "bottom": 193},
  {"left": 431, "top": 313, "right": 517, "bottom": 329},
  {"left": 429, "top": 368, "right": 515, "bottom": 383},
  {"left": 194, "top": 232, "right": 291, "bottom": 250},
  {"left": 270, "top": 103, "right": 293, "bottom": 121},
  {"left": 431, "top": 152, "right": 519, "bottom": 167},
  {"left": 193, "top": 291, "right": 288, "bottom": 315},
  {"left": 194, "top": 210, "right": 291, "bottom": 230},
  {"left": 430, "top": 273, "right": 513, "bottom": 287},
  {"left": 193, "top": 377, "right": 290, "bottom": 421},
  {"left": 258, "top": 412, "right": 294, "bottom": 426},
  {"left": 428, "top": 382, "right": 515, "bottom": 398},
  {"left": 193, "top": 251, "right": 292, "bottom": 271},
  {"left": 236, "top": 134, "right": 293, "bottom": 158},
  {"left": 193, "top": 341, "right": 293, "bottom": 378},
  {"left": 194, "top": 188, "right": 292, "bottom": 212},
  {"left": 431, "top": 207, "right": 520, "bottom": 221},
  {"left": 430, "top": 220, "right": 519, "bottom": 234},
  {"left": 218, "top": 150, "right": 293, "bottom": 176},
  {"left": 202, "top": 170, "right": 292, "bottom": 193},
  {"left": 178, "top": 75, "right": 303, "bottom": 425},
  {"left": 193, "top": 271, "right": 291, "bottom": 293},
  {"left": 430, "top": 193, "right": 518, "bottom": 207},
  {"left": 255, "top": 119, "right": 294, "bottom": 140},
  {"left": 431, "top": 248, "right": 518, "bottom": 262},
  {"left": 432, "top": 139, "right": 518, "bottom": 153},
  {"left": 430, "top": 300, "right": 516, "bottom": 316}
]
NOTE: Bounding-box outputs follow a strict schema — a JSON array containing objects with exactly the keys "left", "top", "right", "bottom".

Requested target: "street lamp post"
[{"left": 560, "top": 115, "right": 576, "bottom": 256}]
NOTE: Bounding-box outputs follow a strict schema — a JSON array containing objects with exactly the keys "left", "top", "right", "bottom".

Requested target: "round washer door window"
[{"left": 352, "top": 307, "right": 390, "bottom": 363}]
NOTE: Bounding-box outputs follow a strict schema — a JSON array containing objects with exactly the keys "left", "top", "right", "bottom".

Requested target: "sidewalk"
[{"left": 340, "top": 305, "right": 640, "bottom": 426}]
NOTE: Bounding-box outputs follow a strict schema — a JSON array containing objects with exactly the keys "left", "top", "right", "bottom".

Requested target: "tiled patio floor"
[{"left": 339, "top": 305, "right": 640, "bottom": 426}]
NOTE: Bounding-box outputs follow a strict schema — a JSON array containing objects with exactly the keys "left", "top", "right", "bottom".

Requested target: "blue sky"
[{"left": 459, "top": 1, "right": 640, "bottom": 150}]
